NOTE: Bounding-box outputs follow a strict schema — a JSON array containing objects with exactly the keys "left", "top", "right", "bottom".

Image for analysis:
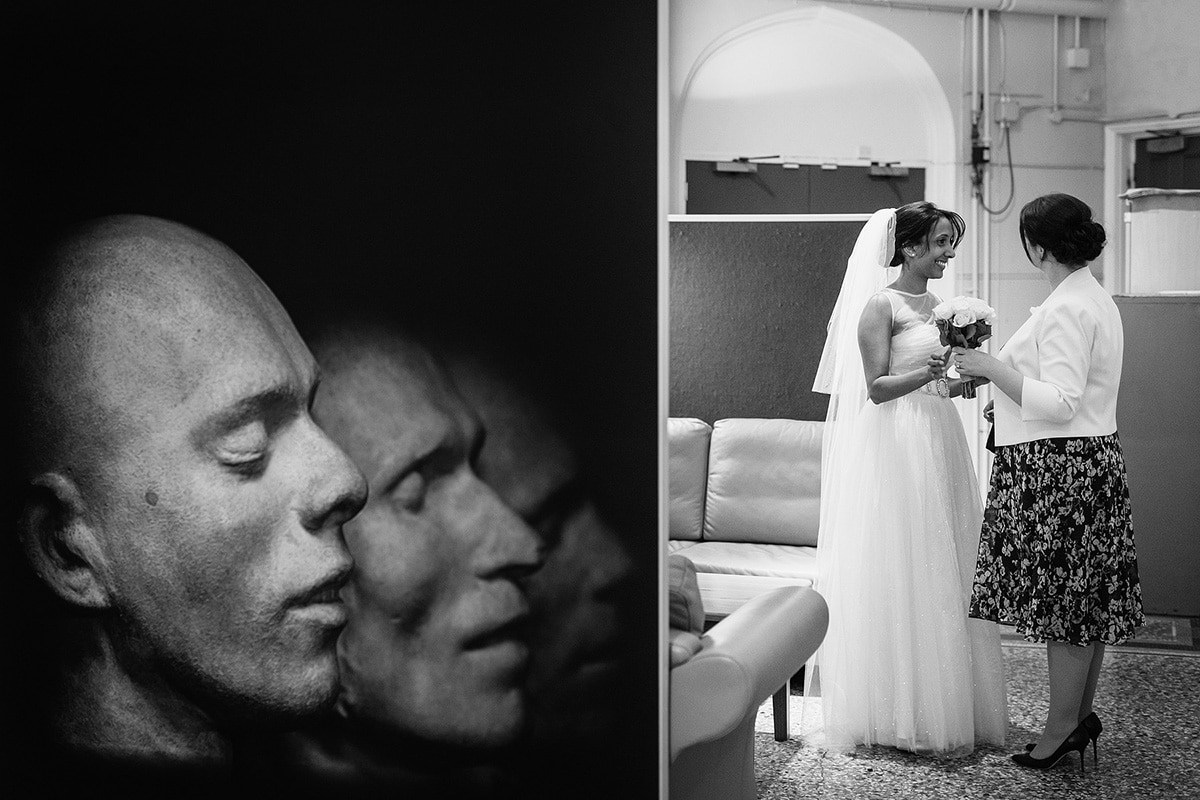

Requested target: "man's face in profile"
[
  {"left": 447, "top": 359, "right": 635, "bottom": 736},
  {"left": 77, "top": 236, "right": 368, "bottom": 722},
  {"left": 312, "top": 334, "right": 542, "bottom": 747}
]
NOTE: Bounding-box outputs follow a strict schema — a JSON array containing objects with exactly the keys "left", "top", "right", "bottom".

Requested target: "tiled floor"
[
  {"left": 754, "top": 629, "right": 1200, "bottom": 799},
  {"left": 999, "top": 614, "right": 1200, "bottom": 657}
]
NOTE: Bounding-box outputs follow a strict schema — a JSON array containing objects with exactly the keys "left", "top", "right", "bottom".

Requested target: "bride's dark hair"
[
  {"left": 1019, "top": 192, "right": 1106, "bottom": 267},
  {"left": 889, "top": 201, "right": 966, "bottom": 267}
]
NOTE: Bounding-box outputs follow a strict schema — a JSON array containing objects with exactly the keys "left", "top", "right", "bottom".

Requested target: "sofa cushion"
[
  {"left": 694, "top": 572, "right": 815, "bottom": 620},
  {"left": 668, "top": 417, "right": 713, "bottom": 541},
  {"left": 677, "top": 540, "right": 817, "bottom": 580},
  {"left": 703, "top": 418, "right": 823, "bottom": 546}
]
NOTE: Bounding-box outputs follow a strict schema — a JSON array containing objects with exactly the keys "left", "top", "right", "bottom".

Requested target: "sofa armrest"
[{"left": 669, "top": 585, "right": 828, "bottom": 759}]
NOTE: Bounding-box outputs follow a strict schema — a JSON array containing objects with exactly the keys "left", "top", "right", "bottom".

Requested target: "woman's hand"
[
  {"left": 951, "top": 346, "right": 999, "bottom": 380},
  {"left": 954, "top": 345, "right": 1025, "bottom": 407},
  {"left": 926, "top": 346, "right": 951, "bottom": 380}
]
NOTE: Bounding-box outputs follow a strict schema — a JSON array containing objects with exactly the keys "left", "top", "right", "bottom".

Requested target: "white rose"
[{"left": 952, "top": 310, "right": 973, "bottom": 326}]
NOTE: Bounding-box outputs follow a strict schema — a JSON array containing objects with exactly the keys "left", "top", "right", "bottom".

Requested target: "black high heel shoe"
[
  {"left": 1024, "top": 711, "right": 1103, "bottom": 764},
  {"left": 1012, "top": 723, "right": 1090, "bottom": 774},
  {"left": 1080, "top": 711, "right": 1102, "bottom": 765}
]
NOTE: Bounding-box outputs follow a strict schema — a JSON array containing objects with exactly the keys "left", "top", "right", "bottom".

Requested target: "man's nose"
[
  {"left": 467, "top": 477, "right": 543, "bottom": 581},
  {"left": 298, "top": 419, "right": 369, "bottom": 533}
]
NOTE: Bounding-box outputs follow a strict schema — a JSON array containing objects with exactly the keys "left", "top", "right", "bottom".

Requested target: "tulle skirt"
[{"left": 811, "top": 392, "right": 1008, "bottom": 755}]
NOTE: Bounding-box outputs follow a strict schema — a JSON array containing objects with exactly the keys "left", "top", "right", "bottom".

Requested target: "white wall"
[{"left": 1105, "top": 0, "right": 1200, "bottom": 121}]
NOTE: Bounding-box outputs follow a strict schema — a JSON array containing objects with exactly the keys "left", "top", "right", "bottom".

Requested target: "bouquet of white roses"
[{"left": 932, "top": 296, "right": 996, "bottom": 399}]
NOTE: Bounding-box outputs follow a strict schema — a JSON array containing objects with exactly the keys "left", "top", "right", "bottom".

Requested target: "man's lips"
[
  {"left": 286, "top": 569, "right": 352, "bottom": 626},
  {"left": 463, "top": 613, "right": 531, "bottom": 651},
  {"left": 292, "top": 570, "right": 350, "bottom": 606}
]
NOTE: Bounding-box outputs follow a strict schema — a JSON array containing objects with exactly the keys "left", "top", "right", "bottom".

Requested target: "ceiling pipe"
[{"left": 818, "top": 0, "right": 1110, "bottom": 18}]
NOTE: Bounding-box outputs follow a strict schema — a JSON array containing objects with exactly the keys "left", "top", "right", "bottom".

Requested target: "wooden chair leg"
[{"left": 772, "top": 676, "right": 791, "bottom": 741}]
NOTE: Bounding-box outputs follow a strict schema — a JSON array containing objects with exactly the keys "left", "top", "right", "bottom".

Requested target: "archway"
[{"left": 673, "top": 5, "right": 957, "bottom": 216}]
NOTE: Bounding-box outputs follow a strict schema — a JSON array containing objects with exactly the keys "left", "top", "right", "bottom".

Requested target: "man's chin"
[
  {"left": 237, "top": 655, "right": 342, "bottom": 725},
  {"left": 412, "top": 689, "right": 527, "bottom": 750}
]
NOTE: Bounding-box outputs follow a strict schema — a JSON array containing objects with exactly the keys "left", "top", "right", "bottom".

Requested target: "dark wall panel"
[
  {"left": 1113, "top": 296, "right": 1200, "bottom": 616},
  {"left": 685, "top": 161, "right": 924, "bottom": 214},
  {"left": 1134, "top": 134, "right": 1200, "bottom": 190},
  {"left": 686, "top": 161, "right": 813, "bottom": 213},
  {"left": 669, "top": 220, "right": 863, "bottom": 422},
  {"left": 809, "top": 165, "right": 926, "bottom": 213}
]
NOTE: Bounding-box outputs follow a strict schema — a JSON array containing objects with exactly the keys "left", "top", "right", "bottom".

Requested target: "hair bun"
[{"left": 1068, "top": 219, "right": 1106, "bottom": 263}]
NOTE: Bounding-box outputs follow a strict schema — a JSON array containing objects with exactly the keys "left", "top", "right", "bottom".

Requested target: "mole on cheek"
[{"left": 145, "top": 489, "right": 159, "bottom": 507}]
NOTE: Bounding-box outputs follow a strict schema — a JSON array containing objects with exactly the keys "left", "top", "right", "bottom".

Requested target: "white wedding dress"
[{"left": 811, "top": 288, "right": 1008, "bottom": 756}]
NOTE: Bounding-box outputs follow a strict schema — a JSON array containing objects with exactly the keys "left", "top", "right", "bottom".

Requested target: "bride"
[{"left": 808, "top": 202, "right": 1007, "bottom": 755}]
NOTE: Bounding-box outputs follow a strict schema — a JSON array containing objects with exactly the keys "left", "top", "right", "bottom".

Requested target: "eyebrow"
[
  {"left": 373, "top": 415, "right": 454, "bottom": 495},
  {"left": 191, "top": 383, "right": 305, "bottom": 447}
]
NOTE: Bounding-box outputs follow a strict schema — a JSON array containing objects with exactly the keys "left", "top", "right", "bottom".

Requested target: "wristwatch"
[{"left": 934, "top": 377, "right": 950, "bottom": 397}]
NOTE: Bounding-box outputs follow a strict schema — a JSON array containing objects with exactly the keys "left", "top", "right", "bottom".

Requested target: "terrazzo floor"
[{"left": 753, "top": 624, "right": 1200, "bottom": 800}]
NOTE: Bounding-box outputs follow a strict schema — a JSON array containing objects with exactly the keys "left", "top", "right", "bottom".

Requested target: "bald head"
[{"left": 16, "top": 214, "right": 303, "bottom": 480}]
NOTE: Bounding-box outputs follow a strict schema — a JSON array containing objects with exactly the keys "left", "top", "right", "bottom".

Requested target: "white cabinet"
[{"left": 1121, "top": 188, "right": 1200, "bottom": 295}]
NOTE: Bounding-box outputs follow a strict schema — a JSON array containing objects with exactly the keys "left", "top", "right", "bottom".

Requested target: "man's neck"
[{"left": 49, "top": 621, "right": 233, "bottom": 768}]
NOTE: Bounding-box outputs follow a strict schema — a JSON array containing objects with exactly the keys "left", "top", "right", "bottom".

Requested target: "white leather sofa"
[
  {"left": 668, "top": 417, "right": 824, "bottom": 617},
  {"left": 667, "top": 554, "right": 828, "bottom": 800}
]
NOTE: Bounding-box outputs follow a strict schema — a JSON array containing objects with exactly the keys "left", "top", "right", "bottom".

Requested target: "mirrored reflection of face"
[
  {"left": 312, "top": 335, "right": 542, "bottom": 747},
  {"left": 447, "top": 359, "right": 636, "bottom": 738},
  {"left": 82, "top": 241, "right": 368, "bottom": 723}
]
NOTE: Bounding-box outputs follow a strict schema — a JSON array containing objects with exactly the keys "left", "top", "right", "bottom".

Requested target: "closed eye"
[
  {"left": 214, "top": 420, "right": 270, "bottom": 476},
  {"left": 388, "top": 470, "right": 428, "bottom": 513}
]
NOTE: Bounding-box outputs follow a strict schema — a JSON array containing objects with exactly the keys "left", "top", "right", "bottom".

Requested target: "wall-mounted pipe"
[
  {"left": 982, "top": 7, "right": 992, "bottom": 304},
  {"left": 972, "top": 8, "right": 980, "bottom": 129},
  {"left": 982, "top": 8, "right": 991, "bottom": 151},
  {"left": 971, "top": 6, "right": 981, "bottom": 299},
  {"left": 1052, "top": 15, "right": 1060, "bottom": 112},
  {"left": 818, "top": 0, "right": 1109, "bottom": 18}
]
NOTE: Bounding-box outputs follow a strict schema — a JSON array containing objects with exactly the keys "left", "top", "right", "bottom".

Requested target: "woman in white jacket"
[{"left": 954, "top": 193, "right": 1144, "bottom": 775}]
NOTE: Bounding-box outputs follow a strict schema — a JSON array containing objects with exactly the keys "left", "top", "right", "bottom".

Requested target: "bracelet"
[{"left": 935, "top": 377, "right": 950, "bottom": 398}]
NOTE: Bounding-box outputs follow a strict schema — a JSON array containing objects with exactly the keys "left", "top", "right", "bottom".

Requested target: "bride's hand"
[
  {"left": 983, "top": 399, "right": 995, "bottom": 422},
  {"left": 926, "top": 346, "right": 951, "bottom": 380}
]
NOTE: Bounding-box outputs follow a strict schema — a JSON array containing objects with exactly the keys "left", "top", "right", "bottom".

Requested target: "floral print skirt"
[{"left": 969, "top": 433, "right": 1145, "bottom": 646}]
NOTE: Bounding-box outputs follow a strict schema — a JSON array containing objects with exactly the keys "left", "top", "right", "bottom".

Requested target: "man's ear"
[{"left": 17, "top": 473, "right": 112, "bottom": 609}]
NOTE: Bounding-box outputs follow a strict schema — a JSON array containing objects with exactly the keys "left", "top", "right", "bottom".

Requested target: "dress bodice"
[{"left": 881, "top": 289, "right": 942, "bottom": 376}]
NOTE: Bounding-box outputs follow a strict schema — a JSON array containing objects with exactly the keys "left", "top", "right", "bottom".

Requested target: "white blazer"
[{"left": 992, "top": 266, "right": 1124, "bottom": 447}]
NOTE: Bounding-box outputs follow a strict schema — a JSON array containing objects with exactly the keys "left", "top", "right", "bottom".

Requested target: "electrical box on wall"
[
  {"left": 996, "top": 97, "right": 1020, "bottom": 125},
  {"left": 1065, "top": 47, "right": 1090, "bottom": 69}
]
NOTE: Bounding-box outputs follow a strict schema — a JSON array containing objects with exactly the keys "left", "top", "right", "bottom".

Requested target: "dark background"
[{"left": 4, "top": 1, "right": 660, "bottom": 796}]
